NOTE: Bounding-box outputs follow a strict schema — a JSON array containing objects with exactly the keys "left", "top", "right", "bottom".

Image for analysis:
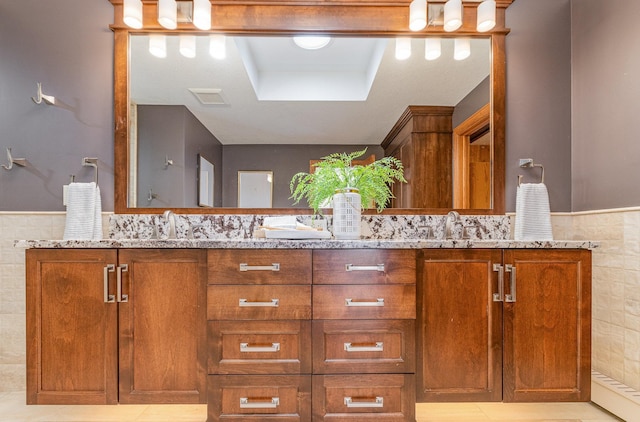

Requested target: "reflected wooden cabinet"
[
  {"left": 26, "top": 249, "right": 207, "bottom": 405},
  {"left": 417, "top": 249, "right": 591, "bottom": 403}
]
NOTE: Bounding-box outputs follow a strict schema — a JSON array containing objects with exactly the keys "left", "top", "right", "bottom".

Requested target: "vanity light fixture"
[
  {"left": 179, "top": 35, "right": 197, "bottom": 58},
  {"left": 395, "top": 37, "right": 412, "bottom": 60},
  {"left": 292, "top": 36, "right": 331, "bottom": 50},
  {"left": 454, "top": 38, "right": 471, "bottom": 60},
  {"left": 425, "top": 38, "right": 441, "bottom": 60},
  {"left": 476, "top": 0, "right": 496, "bottom": 32},
  {"left": 123, "top": 0, "right": 143, "bottom": 29},
  {"left": 209, "top": 34, "right": 226, "bottom": 59},
  {"left": 192, "top": 0, "right": 211, "bottom": 30},
  {"left": 158, "top": 0, "right": 178, "bottom": 29},
  {"left": 443, "top": 0, "right": 463, "bottom": 32},
  {"left": 409, "top": 0, "right": 427, "bottom": 31},
  {"left": 149, "top": 34, "right": 167, "bottom": 58}
]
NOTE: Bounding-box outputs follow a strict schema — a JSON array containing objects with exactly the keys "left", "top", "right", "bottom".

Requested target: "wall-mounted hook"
[
  {"left": 1, "top": 148, "right": 27, "bottom": 171},
  {"left": 82, "top": 157, "right": 99, "bottom": 184},
  {"left": 164, "top": 155, "right": 174, "bottom": 169},
  {"left": 31, "top": 82, "right": 56, "bottom": 105}
]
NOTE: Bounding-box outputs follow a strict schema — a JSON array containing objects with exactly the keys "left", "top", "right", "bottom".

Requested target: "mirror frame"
[{"left": 110, "top": 0, "right": 512, "bottom": 215}]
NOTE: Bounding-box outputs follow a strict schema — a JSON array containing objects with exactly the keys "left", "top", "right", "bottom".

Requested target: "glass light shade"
[
  {"left": 123, "top": 0, "right": 143, "bottom": 29},
  {"left": 425, "top": 38, "right": 441, "bottom": 61},
  {"left": 395, "top": 37, "right": 412, "bottom": 60},
  {"left": 293, "top": 36, "right": 331, "bottom": 50},
  {"left": 179, "top": 35, "right": 197, "bottom": 58},
  {"left": 443, "top": 0, "right": 462, "bottom": 32},
  {"left": 209, "top": 34, "right": 226, "bottom": 59},
  {"left": 193, "top": 0, "right": 211, "bottom": 30},
  {"left": 149, "top": 34, "right": 167, "bottom": 58},
  {"left": 409, "top": 0, "right": 427, "bottom": 32},
  {"left": 454, "top": 38, "right": 471, "bottom": 60},
  {"left": 477, "top": 0, "right": 496, "bottom": 32},
  {"left": 158, "top": 0, "right": 177, "bottom": 30}
]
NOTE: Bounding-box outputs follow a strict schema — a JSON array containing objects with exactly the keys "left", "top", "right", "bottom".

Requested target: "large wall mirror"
[{"left": 112, "top": 0, "right": 509, "bottom": 215}]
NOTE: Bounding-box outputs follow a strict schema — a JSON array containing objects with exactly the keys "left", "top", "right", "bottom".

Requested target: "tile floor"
[{"left": 0, "top": 392, "right": 624, "bottom": 422}]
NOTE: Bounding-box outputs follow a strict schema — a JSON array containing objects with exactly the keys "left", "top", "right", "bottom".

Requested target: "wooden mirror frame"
[{"left": 110, "top": 0, "right": 512, "bottom": 215}]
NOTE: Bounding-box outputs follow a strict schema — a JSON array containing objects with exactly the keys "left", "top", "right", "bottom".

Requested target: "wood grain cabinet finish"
[{"left": 208, "top": 250, "right": 311, "bottom": 285}]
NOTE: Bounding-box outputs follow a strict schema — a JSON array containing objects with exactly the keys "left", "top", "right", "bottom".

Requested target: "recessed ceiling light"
[{"left": 292, "top": 36, "right": 331, "bottom": 50}]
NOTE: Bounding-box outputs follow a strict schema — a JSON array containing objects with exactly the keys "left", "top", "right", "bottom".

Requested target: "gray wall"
[{"left": 453, "top": 76, "right": 490, "bottom": 128}]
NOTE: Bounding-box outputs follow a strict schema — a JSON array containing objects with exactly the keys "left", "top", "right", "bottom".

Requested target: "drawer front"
[
  {"left": 208, "top": 250, "right": 311, "bottom": 285},
  {"left": 312, "top": 374, "right": 415, "bottom": 421},
  {"left": 208, "top": 285, "right": 312, "bottom": 320},
  {"left": 208, "top": 375, "right": 311, "bottom": 422},
  {"left": 312, "top": 320, "right": 415, "bottom": 375},
  {"left": 208, "top": 320, "right": 312, "bottom": 375},
  {"left": 313, "top": 249, "right": 416, "bottom": 285},
  {"left": 313, "top": 285, "right": 415, "bottom": 320}
]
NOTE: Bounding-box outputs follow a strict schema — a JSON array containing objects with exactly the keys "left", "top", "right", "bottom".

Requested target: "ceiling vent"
[{"left": 189, "top": 88, "right": 228, "bottom": 105}]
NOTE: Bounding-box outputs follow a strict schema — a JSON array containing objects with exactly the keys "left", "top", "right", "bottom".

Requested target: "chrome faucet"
[
  {"left": 443, "top": 210, "right": 460, "bottom": 239},
  {"left": 163, "top": 210, "right": 177, "bottom": 239}
]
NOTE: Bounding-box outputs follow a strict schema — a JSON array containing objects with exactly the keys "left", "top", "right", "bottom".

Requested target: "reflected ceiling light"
[
  {"left": 444, "top": 0, "right": 462, "bottom": 32},
  {"left": 193, "top": 0, "right": 211, "bottom": 30},
  {"left": 149, "top": 34, "right": 167, "bottom": 58},
  {"left": 477, "top": 0, "right": 496, "bottom": 32},
  {"left": 123, "top": 0, "right": 143, "bottom": 29},
  {"left": 179, "top": 35, "right": 197, "bottom": 58},
  {"left": 209, "top": 34, "right": 226, "bottom": 59},
  {"left": 454, "top": 38, "right": 471, "bottom": 60},
  {"left": 425, "top": 38, "right": 441, "bottom": 60},
  {"left": 158, "top": 0, "right": 177, "bottom": 30},
  {"left": 293, "top": 36, "right": 331, "bottom": 50},
  {"left": 395, "top": 37, "right": 412, "bottom": 60},
  {"left": 409, "top": 0, "right": 427, "bottom": 31}
]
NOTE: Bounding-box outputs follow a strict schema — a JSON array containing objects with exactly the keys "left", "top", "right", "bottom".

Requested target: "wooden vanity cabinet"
[
  {"left": 417, "top": 249, "right": 591, "bottom": 403},
  {"left": 26, "top": 248, "right": 207, "bottom": 405}
]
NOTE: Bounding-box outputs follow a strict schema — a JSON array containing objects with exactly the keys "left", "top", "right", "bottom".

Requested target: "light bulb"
[
  {"left": 409, "top": 0, "right": 427, "bottom": 32},
  {"left": 209, "top": 34, "right": 226, "bottom": 59},
  {"left": 123, "top": 0, "right": 143, "bottom": 29},
  {"left": 149, "top": 34, "right": 167, "bottom": 58},
  {"left": 395, "top": 38, "right": 412, "bottom": 60},
  {"left": 180, "top": 35, "right": 197, "bottom": 58},
  {"left": 454, "top": 38, "right": 471, "bottom": 60},
  {"left": 158, "top": 0, "right": 177, "bottom": 30},
  {"left": 425, "top": 38, "right": 441, "bottom": 61},
  {"left": 193, "top": 0, "right": 211, "bottom": 30},
  {"left": 444, "top": 0, "right": 462, "bottom": 32},
  {"left": 477, "top": 0, "right": 496, "bottom": 32}
]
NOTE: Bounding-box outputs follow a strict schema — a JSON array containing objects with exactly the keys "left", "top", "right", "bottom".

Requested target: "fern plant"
[{"left": 289, "top": 148, "right": 406, "bottom": 214}]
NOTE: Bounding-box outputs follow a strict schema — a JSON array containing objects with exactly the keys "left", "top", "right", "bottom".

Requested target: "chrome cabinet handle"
[
  {"left": 344, "top": 342, "right": 383, "bottom": 352},
  {"left": 240, "top": 397, "right": 279, "bottom": 409},
  {"left": 505, "top": 264, "right": 517, "bottom": 302},
  {"left": 116, "top": 264, "right": 128, "bottom": 303},
  {"left": 239, "top": 263, "right": 280, "bottom": 272},
  {"left": 238, "top": 298, "right": 279, "bottom": 307},
  {"left": 344, "top": 396, "right": 384, "bottom": 408},
  {"left": 345, "top": 298, "right": 384, "bottom": 307},
  {"left": 345, "top": 264, "right": 385, "bottom": 272},
  {"left": 103, "top": 264, "right": 115, "bottom": 303},
  {"left": 240, "top": 342, "right": 281, "bottom": 353},
  {"left": 493, "top": 263, "right": 504, "bottom": 302}
]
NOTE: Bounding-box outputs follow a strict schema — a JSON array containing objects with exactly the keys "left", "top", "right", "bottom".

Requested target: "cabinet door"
[
  {"left": 26, "top": 249, "right": 118, "bottom": 404},
  {"left": 417, "top": 249, "right": 503, "bottom": 402},
  {"left": 503, "top": 249, "right": 591, "bottom": 402},
  {"left": 118, "top": 249, "right": 207, "bottom": 404}
]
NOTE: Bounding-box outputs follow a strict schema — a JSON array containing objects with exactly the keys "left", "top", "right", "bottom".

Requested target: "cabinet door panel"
[
  {"left": 503, "top": 250, "right": 591, "bottom": 402},
  {"left": 417, "top": 249, "right": 503, "bottom": 402}
]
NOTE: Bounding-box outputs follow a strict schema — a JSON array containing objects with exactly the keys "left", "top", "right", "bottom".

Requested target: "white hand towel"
[
  {"left": 514, "top": 183, "right": 553, "bottom": 241},
  {"left": 63, "top": 182, "right": 103, "bottom": 240}
]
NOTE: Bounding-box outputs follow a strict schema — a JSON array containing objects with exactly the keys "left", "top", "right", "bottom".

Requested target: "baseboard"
[{"left": 592, "top": 371, "right": 640, "bottom": 421}]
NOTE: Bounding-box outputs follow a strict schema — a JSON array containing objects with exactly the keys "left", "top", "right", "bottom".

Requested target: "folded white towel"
[
  {"left": 514, "top": 183, "right": 553, "bottom": 241},
  {"left": 63, "top": 182, "right": 103, "bottom": 240}
]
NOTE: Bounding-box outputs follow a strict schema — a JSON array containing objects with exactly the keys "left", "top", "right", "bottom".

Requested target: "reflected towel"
[
  {"left": 514, "top": 183, "right": 553, "bottom": 241},
  {"left": 63, "top": 182, "right": 103, "bottom": 240}
]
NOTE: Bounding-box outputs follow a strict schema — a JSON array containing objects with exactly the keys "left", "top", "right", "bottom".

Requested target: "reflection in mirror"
[
  {"left": 129, "top": 35, "right": 490, "bottom": 210},
  {"left": 238, "top": 171, "right": 274, "bottom": 208}
]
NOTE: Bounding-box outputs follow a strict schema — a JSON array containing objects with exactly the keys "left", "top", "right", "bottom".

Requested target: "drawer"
[
  {"left": 312, "top": 320, "right": 415, "bottom": 375},
  {"left": 208, "top": 285, "right": 311, "bottom": 320},
  {"left": 312, "top": 374, "right": 415, "bottom": 421},
  {"left": 208, "top": 250, "right": 311, "bottom": 285},
  {"left": 208, "top": 320, "right": 312, "bottom": 375},
  {"left": 208, "top": 375, "right": 311, "bottom": 422},
  {"left": 313, "top": 249, "right": 416, "bottom": 285},
  {"left": 313, "top": 285, "right": 416, "bottom": 320}
]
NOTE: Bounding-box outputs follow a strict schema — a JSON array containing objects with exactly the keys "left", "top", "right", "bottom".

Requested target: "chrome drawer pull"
[
  {"left": 240, "top": 397, "right": 279, "bottom": 409},
  {"left": 239, "top": 298, "right": 279, "bottom": 307},
  {"left": 345, "top": 298, "right": 384, "bottom": 307},
  {"left": 344, "top": 342, "right": 383, "bottom": 352},
  {"left": 103, "top": 264, "right": 115, "bottom": 303},
  {"left": 344, "top": 396, "right": 384, "bottom": 408},
  {"left": 493, "top": 263, "right": 505, "bottom": 302},
  {"left": 240, "top": 342, "right": 281, "bottom": 353},
  {"left": 505, "top": 264, "right": 517, "bottom": 303},
  {"left": 116, "top": 264, "right": 128, "bottom": 303},
  {"left": 345, "top": 264, "right": 385, "bottom": 272},
  {"left": 239, "top": 263, "right": 280, "bottom": 272}
]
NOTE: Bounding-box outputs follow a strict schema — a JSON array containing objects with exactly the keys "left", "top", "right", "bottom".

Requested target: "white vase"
[{"left": 332, "top": 188, "right": 361, "bottom": 240}]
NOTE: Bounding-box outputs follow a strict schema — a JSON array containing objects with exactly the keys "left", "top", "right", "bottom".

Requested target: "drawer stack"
[
  {"left": 207, "top": 250, "right": 312, "bottom": 421},
  {"left": 312, "top": 250, "right": 417, "bottom": 421}
]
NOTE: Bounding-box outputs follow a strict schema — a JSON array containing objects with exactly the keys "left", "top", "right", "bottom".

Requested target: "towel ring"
[
  {"left": 518, "top": 158, "right": 544, "bottom": 186},
  {"left": 82, "top": 157, "right": 98, "bottom": 184}
]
